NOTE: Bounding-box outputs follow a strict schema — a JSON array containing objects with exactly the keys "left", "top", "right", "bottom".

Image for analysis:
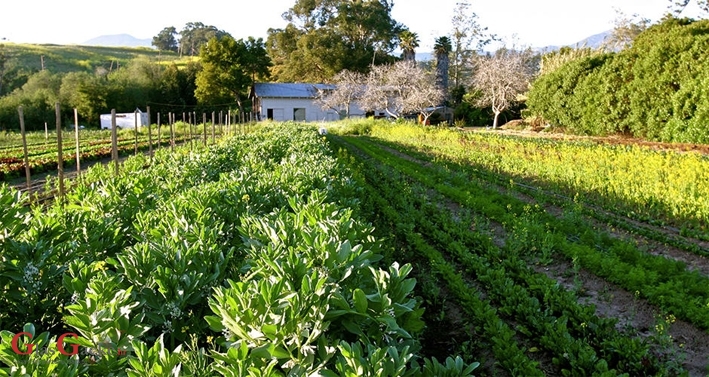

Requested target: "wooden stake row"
[{"left": 15, "top": 106, "right": 237, "bottom": 198}]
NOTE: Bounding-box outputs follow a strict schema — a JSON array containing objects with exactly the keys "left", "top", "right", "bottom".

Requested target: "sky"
[{"left": 0, "top": 0, "right": 704, "bottom": 51}]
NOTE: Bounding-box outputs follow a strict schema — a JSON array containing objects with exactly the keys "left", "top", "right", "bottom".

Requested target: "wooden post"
[
  {"left": 147, "top": 106, "right": 152, "bottom": 160},
  {"left": 157, "top": 112, "right": 161, "bottom": 150},
  {"left": 188, "top": 111, "right": 193, "bottom": 150},
  {"left": 111, "top": 109, "right": 118, "bottom": 176},
  {"left": 44, "top": 122, "right": 48, "bottom": 143},
  {"left": 134, "top": 109, "right": 139, "bottom": 155},
  {"left": 18, "top": 106, "right": 31, "bottom": 189},
  {"left": 170, "top": 112, "right": 175, "bottom": 152},
  {"left": 211, "top": 111, "right": 215, "bottom": 144},
  {"left": 227, "top": 110, "right": 231, "bottom": 136},
  {"left": 202, "top": 113, "right": 207, "bottom": 146},
  {"left": 74, "top": 108, "right": 80, "bottom": 175},
  {"left": 219, "top": 110, "right": 223, "bottom": 137},
  {"left": 55, "top": 103, "right": 64, "bottom": 197}
]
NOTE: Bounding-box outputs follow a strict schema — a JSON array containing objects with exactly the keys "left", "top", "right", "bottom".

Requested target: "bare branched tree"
[
  {"left": 472, "top": 48, "right": 536, "bottom": 129},
  {"left": 360, "top": 61, "right": 443, "bottom": 121},
  {"left": 603, "top": 9, "right": 651, "bottom": 51},
  {"left": 316, "top": 70, "right": 365, "bottom": 118},
  {"left": 669, "top": 0, "right": 709, "bottom": 15}
]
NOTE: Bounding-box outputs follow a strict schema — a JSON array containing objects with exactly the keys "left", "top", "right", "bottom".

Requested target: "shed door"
[
  {"left": 293, "top": 108, "right": 306, "bottom": 121},
  {"left": 272, "top": 109, "right": 284, "bottom": 121}
]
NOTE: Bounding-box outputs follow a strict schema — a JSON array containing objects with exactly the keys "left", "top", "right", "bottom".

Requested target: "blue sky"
[{"left": 0, "top": 0, "right": 703, "bottom": 50}]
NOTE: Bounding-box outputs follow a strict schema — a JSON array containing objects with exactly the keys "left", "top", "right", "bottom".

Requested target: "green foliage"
[
  {"left": 152, "top": 27, "right": 179, "bottom": 52},
  {"left": 0, "top": 56, "right": 200, "bottom": 131},
  {"left": 178, "top": 22, "right": 229, "bottom": 57},
  {"left": 527, "top": 16, "right": 709, "bottom": 142},
  {"left": 195, "top": 35, "right": 270, "bottom": 114},
  {"left": 267, "top": 0, "right": 403, "bottom": 81}
]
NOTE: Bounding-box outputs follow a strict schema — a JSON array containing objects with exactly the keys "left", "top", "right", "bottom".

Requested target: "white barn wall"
[
  {"left": 251, "top": 83, "right": 381, "bottom": 122},
  {"left": 260, "top": 98, "right": 338, "bottom": 122}
]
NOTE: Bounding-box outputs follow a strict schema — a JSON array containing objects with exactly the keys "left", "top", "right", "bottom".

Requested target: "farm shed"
[
  {"left": 250, "top": 83, "right": 369, "bottom": 122},
  {"left": 99, "top": 109, "right": 148, "bottom": 129}
]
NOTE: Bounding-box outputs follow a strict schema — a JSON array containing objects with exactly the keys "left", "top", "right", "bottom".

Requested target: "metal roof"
[{"left": 252, "top": 83, "right": 335, "bottom": 98}]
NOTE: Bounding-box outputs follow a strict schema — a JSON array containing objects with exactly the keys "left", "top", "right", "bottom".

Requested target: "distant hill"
[
  {"left": 415, "top": 30, "right": 613, "bottom": 61},
  {"left": 83, "top": 34, "right": 152, "bottom": 48},
  {"left": 535, "top": 30, "right": 612, "bottom": 52}
]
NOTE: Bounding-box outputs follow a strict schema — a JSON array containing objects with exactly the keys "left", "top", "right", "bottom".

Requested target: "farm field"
[
  {"left": 0, "top": 123, "right": 235, "bottom": 182},
  {"left": 0, "top": 124, "right": 474, "bottom": 376},
  {"left": 328, "top": 120, "right": 709, "bottom": 375},
  {"left": 1, "top": 119, "right": 708, "bottom": 375},
  {"left": 0, "top": 43, "right": 187, "bottom": 76}
]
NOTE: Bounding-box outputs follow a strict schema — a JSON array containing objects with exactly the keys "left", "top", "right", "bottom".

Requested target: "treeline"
[
  {"left": 527, "top": 16, "right": 709, "bottom": 143},
  {"left": 0, "top": 58, "right": 201, "bottom": 131}
]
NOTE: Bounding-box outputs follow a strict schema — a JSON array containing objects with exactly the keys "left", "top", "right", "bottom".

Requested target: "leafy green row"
[
  {"left": 333, "top": 136, "right": 684, "bottom": 375},
  {"left": 0, "top": 124, "right": 475, "bottom": 376},
  {"left": 330, "top": 137, "right": 544, "bottom": 375},
  {"left": 367, "top": 135, "right": 709, "bottom": 258},
  {"left": 346, "top": 134, "right": 709, "bottom": 333}
]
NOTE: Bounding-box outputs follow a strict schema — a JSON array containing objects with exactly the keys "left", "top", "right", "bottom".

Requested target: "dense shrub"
[{"left": 527, "top": 16, "right": 709, "bottom": 143}]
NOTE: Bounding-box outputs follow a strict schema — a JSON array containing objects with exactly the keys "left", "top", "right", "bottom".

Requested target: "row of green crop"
[
  {"left": 330, "top": 139, "right": 544, "bottom": 375},
  {"left": 332, "top": 134, "right": 699, "bottom": 374},
  {"left": 341, "top": 121, "right": 709, "bottom": 240},
  {"left": 347, "top": 134, "right": 709, "bottom": 333},
  {"left": 0, "top": 124, "right": 474, "bottom": 376},
  {"left": 0, "top": 123, "right": 246, "bottom": 182},
  {"left": 0, "top": 122, "right": 239, "bottom": 155},
  {"left": 366, "top": 133, "right": 709, "bottom": 258},
  {"left": 0, "top": 121, "right": 239, "bottom": 150}
]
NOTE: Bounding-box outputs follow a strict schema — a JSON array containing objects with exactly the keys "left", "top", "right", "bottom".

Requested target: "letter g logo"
[{"left": 11, "top": 332, "right": 34, "bottom": 355}]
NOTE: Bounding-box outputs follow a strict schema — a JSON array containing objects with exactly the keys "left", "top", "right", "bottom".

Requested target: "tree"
[
  {"left": 316, "top": 70, "right": 365, "bottom": 118},
  {"left": 179, "top": 22, "right": 229, "bottom": 56},
  {"left": 450, "top": 1, "right": 493, "bottom": 88},
  {"left": 471, "top": 48, "right": 535, "bottom": 129},
  {"left": 359, "top": 60, "right": 443, "bottom": 121},
  {"left": 59, "top": 72, "right": 107, "bottom": 124},
  {"left": 242, "top": 37, "right": 272, "bottom": 83},
  {"left": 152, "top": 26, "right": 178, "bottom": 52},
  {"left": 603, "top": 9, "right": 650, "bottom": 51},
  {"left": 434, "top": 36, "right": 452, "bottom": 101},
  {"left": 0, "top": 44, "right": 7, "bottom": 96},
  {"left": 267, "top": 0, "right": 404, "bottom": 81},
  {"left": 399, "top": 30, "right": 419, "bottom": 62},
  {"left": 156, "top": 62, "right": 199, "bottom": 115},
  {"left": 195, "top": 35, "right": 271, "bottom": 122},
  {"left": 669, "top": 0, "right": 709, "bottom": 15}
]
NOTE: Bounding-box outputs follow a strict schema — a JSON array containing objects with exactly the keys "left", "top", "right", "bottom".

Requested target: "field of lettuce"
[
  {"left": 1, "top": 119, "right": 708, "bottom": 376},
  {"left": 0, "top": 124, "right": 474, "bottom": 376}
]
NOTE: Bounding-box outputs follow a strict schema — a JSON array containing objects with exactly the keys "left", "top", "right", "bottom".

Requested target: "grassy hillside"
[{"left": 1, "top": 43, "right": 190, "bottom": 74}]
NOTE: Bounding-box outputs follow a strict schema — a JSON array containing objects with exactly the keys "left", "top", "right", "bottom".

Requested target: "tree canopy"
[
  {"left": 471, "top": 48, "right": 536, "bottom": 129},
  {"left": 195, "top": 36, "right": 271, "bottom": 121},
  {"left": 179, "top": 22, "right": 230, "bottom": 56},
  {"left": 152, "top": 27, "right": 179, "bottom": 52},
  {"left": 266, "top": 0, "right": 404, "bottom": 82},
  {"left": 669, "top": 0, "right": 709, "bottom": 14},
  {"left": 527, "top": 16, "right": 709, "bottom": 143},
  {"left": 358, "top": 60, "right": 443, "bottom": 120}
]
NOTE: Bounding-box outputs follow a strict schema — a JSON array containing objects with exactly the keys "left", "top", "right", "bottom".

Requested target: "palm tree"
[
  {"left": 399, "top": 30, "right": 420, "bottom": 62},
  {"left": 434, "top": 36, "right": 452, "bottom": 103}
]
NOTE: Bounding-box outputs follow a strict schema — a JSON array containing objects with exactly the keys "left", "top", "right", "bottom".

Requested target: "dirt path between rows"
[{"left": 354, "top": 136, "right": 709, "bottom": 376}]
